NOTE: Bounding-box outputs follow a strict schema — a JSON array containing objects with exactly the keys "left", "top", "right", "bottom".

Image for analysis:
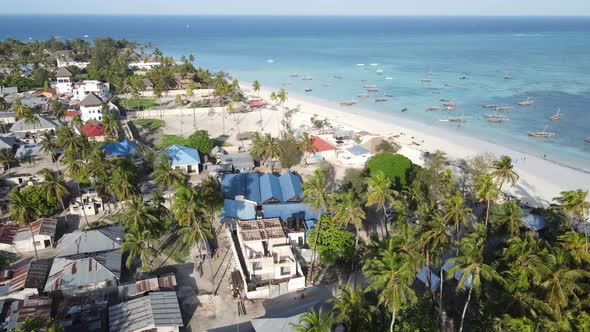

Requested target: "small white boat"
[
  {"left": 357, "top": 94, "right": 370, "bottom": 98},
  {"left": 375, "top": 98, "right": 388, "bottom": 102},
  {"left": 302, "top": 76, "right": 313, "bottom": 81},
  {"left": 290, "top": 73, "right": 299, "bottom": 77},
  {"left": 333, "top": 75, "right": 343, "bottom": 79},
  {"left": 384, "top": 76, "right": 393, "bottom": 80},
  {"left": 495, "top": 106, "right": 512, "bottom": 113},
  {"left": 370, "top": 63, "right": 380, "bottom": 66},
  {"left": 425, "top": 107, "right": 439, "bottom": 112},
  {"left": 528, "top": 125, "right": 556, "bottom": 138},
  {"left": 384, "top": 93, "right": 394, "bottom": 97},
  {"left": 83, "top": 34, "right": 89, "bottom": 38},
  {"left": 585, "top": 137, "right": 590, "bottom": 143},
  {"left": 518, "top": 97, "right": 534, "bottom": 106},
  {"left": 481, "top": 104, "right": 498, "bottom": 109},
  {"left": 363, "top": 85, "right": 377, "bottom": 89},
  {"left": 356, "top": 64, "right": 365, "bottom": 67},
  {"left": 440, "top": 116, "right": 469, "bottom": 123},
  {"left": 376, "top": 69, "right": 384, "bottom": 75},
  {"left": 266, "top": 59, "right": 275, "bottom": 64},
  {"left": 444, "top": 106, "right": 457, "bottom": 112},
  {"left": 365, "top": 87, "right": 379, "bottom": 92},
  {"left": 322, "top": 83, "right": 332, "bottom": 87},
  {"left": 443, "top": 102, "right": 457, "bottom": 107},
  {"left": 340, "top": 101, "right": 357, "bottom": 106},
  {"left": 549, "top": 108, "right": 561, "bottom": 121},
  {"left": 421, "top": 79, "right": 433, "bottom": 83}
]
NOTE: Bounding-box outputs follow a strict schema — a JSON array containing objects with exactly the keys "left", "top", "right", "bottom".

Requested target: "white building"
[
  {"left": 55, "top": 67, "right": 73, "bottom": 95},
  {"left": 57, "top": 58, "right": 89, "bottom": 69},
  {"left": 128, "top": 61, "right": 161, "bottom": 70},
  {"left": 69, "top": 188, "right": 106, "bottom": 216},
  {"left": 73, "top": 80, "right": 109, "bottom": 101},
  {"left": 0, "top": 219, "right": 57, "bottom": 254},
  {"left": 79, "top": 92, "right": 117, "bottom": 122}
]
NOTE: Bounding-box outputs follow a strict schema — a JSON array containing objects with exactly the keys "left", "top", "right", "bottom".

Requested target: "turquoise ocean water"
[{"left": 1, "top": 15, "right": 589, "bottom": 170}]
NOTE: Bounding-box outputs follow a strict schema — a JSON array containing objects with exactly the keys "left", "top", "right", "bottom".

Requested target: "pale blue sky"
[{"left": 3, "top": 0, "right": 589, "bottom": 16}]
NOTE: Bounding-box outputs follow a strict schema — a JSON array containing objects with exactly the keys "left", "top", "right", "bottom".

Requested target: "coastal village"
[{"left": 0, "top": 36, "right": 588, "bottom": 332}]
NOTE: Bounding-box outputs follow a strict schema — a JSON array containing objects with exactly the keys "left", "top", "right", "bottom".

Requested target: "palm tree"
[
  {"left": 302, "top": 168, "right": 330, "bottom": 284},
  {"left": 37, "top": 168, "right": 70, "bottom": 224},
  {"left": 330, "top": 282, "right": 375, "bottom": 331},
  {"left": 475, "top": 173, "right": 500, "bottom": 228},
  {"left": 111, "top": 167, "right": 137, "bottom": 203},
  {"left": 119, "top": 195, "right": 159, "bottom": 234},
  {"left": 199, "top": 176, "right": 224, "bottom": 218},
  {"left": 496, "top": 200, "right": 524, "bottom": 237},
  {"left": 252, "top": 80, "right": 261, "bottom": 97},
  {"left": 446, "top": 231, "right": 502, "bottom": 332},
  {"left": 558, "top": 231, "right": 590, "bottom": 265},
  {"left": 492, "top": 155, "right": 519, "bottom": 190},
  {"left": 299, "top": 132, "right": 316, "bottom": 158},
  {"left": 12, "top": 98, "right": 26, "bottom": 120},
  {"left": 441, "top": 193, "right": 472, "bottom": 237},
  {"left": 541, "top": 249, "right": 590, "bottom": 320},
  {"left": 39, "top": 132, "right": 60, "bottom": 171},
  {"left": 186, "top": 81, "right": 197, "bottom": 128},
  {"left": 151, "top": 155, "right": 185, "bottom": 190},
  {"left": 8, "top": 189, "right": 40, "bottom": 260},
  {"left": 554, "top": 190, "right": 589, "bottom": 223},
  {"left": 364, "top": 244, "right": 417, "bottom": 332},
  {"left": 0, "top": 97, "right": 7, "bottom": 113},
  {"left": 71, "top": 114, "right": 83, "bottom": 128},
  {"left": 121, "top": 229, "right": 157, "bottom": 271},
  {"left": 420, "top": 217, "right": 452, "bottom": 324},
  {"left": 277, "top": 88, "right": 288, "bottom": 133},
  {"left": 365, "top": 170, "right": 397, "bottom": 236},
  {"left": 291, "top": 307, "right": 334, "bottom": 332},
  {"left": 502, "top": 235, "right": 548, "bottom": 286},
  {"left": 22, "top": 109, "right": 40, "bottom": 132},
  {"left": 250, "top": 132, "right": 281, "bottom": 165},
  {"left": 175, "top": 94, "right": 185, "bottom": 136},
  {"left": 51, "top": 99, "right": 65, "bottom": 121},
  {"left": 0, "top": 148, "right": 16, "bottom": 174},
  {"left": 333, "top": 190, "right": 365, "bottom": 268},
  {"left": 101, "top": 113, "right": 119, "bottom": 141},
  {"left": 153, "top": 86, "right": 163, "bottom": 119}
]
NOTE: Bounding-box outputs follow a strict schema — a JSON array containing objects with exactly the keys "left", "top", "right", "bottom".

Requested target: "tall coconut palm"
[
  {"left": 122, "top": 229, "right": 157, "bottom": 271},
  {"left": 299, "top": 132, "right": 316, "bottom": 158},
  {"left": 0, "top": 148, "right": 16, "bottom": 174},
  {"left": 475, "top": 173, "right": 500, "bottom": 228},
  {"left": 250, "top": 132, "right": 281, "bottom": 165},
  {"left": 101, "top": 113, "right": 119, "bottom": 141},
  {"left": 39, "top": 132, "right": 60, "bottom": 171},
  {"left": 12, "top": 98, "right": 26, "bottom": 120},
  {"left": 8, "top": 189, "right": 40, "bottom": 260},
  {"left": 541, "top": 249, "right": 590, "bottom": 320},
  {"left": 303, "top": 168, "right": 330, "bottom": 284},
  {"left": 492, "top": 155, "right": 519, "bottom": 190},
  {"left": 119, "top": 195, "right": 159, "bottom": 234},
  {"left": 252, "top": 80, "right": 263, "bottom": 129},
  {"left": 199, "top": 176, "right": 224, "bottom": 218},
  {"left": 558, "top": 231, "right": 590, "bottom": 265},
  {"left": 50, "top": 99, "right": 65, "bottom": 121},
  {"left": 175, "top": 94, "right": 185, "bottom": 136},
  {"left": 277, "top": 88, "right": 288, "bottom": 133},
  {"left": 496, "top": 200, "right": 524, "bottom": 237},
  {"left": 291, "top": 307, "right": 334, "bottom": 332},
  {"left": 0, "top": 97, "right": 7, "bottom": 113},
  {"left": 153, "top": 86, "right": 163, "bottom": 120},
  {"left": 441, "top": 193, "right": 472, "bottom": 237},
  {"left": 364, "top": 245, "right": 417, "bottom": 332},
  {"left": 56, "top": 127, "right": 83, "bottom": 157},
  {"left": 554, "top": 190, "right": 589, "bottom": 223},
  {"left": 22, "top": 109, "right": 40, "bottom": 132},
  {"left": 186, "top": 81, "right": 197, "bottom": 128},
  {"left": 502, "top": 235, "right": 548, "bottom": 286},
  {"left": 420, "top": 217, "right": 452, "bottom": 324},
  {"left": 446, "top": 231, "right": 502, "bottom": 332},
  {"left": 365, "top": 170, "right": 397, "bottom": 236},
  {"left": 110, "top": 167, "right": 137, "bottom": 203},
  {"left": 37, "top": 168, "right": 70, "bottom": 224},
  {"left": 151, "top": 155, "right": 185, "bottom": 190},
  {"left": 333, "top": 190, "right": 365, "bottom": 268},
  {"left": 330, "top": 282, "right": 376, "bottom": 331}
]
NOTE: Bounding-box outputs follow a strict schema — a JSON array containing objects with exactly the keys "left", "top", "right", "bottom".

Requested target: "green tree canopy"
[
  {"left": 308, "top": 215, "right": 355, "bottom": 264},
  {"left": 367, "top": 153, "right": 414, "bottom": 191}
]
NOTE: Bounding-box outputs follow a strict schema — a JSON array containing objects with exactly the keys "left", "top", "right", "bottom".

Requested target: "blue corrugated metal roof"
[
  {"left": 260, "top": 173, "right": 282, "bottom": 203},
  {"left": 346, "top": 145, "right": 370, "bottom": 156},
  {"left": 522, "top": 214, "right": 546, "bottom": 231},
  {"left": 220, "top": 173, "right": 261, "bottom": 203},
  {"left": 166, "top": 144, "right": 201, "bottom": 166},
  {"left": 261, "top": 203, "right": 321, "bottom": 222},
  {"left": 279, "top": 173, "right": 302, "bottom": 201},
  {"left": 220, "top": 199, "right": 257, "bottom": 221},
  {"left": 101, "top": 139, "right": 137, "bottom": 158},
  {"left": 416, "top": 266, "right": 441, "bottom": 291},
  {"left": 442, "top": 261, "right": 472, "bottom": 288}
]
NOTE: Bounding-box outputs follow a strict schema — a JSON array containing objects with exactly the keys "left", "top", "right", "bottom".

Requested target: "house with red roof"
[
  {"left": 81, "top": 124, "right": 106, "bottom": 142},
  {"left": 248, "top": 99, "right": 265, "bottom": 108},
  {"left": 310, "top": 136, "right": 337, "bottom": 159}
]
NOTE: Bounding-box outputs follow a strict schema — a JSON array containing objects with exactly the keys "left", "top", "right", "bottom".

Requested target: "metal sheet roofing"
[
  {"left": 221, "top": 173, "right": 261, "bottom": 203},
  {"left": 279, "top": 173, "right": 302, "bottom": 202},
  {"left": 220, "top": 152, "right": 254, "bottom": 170},
  {"left": 311, "top": 136, "right": 336, "bottom": 152},
  {"left": 261, "top": 203, "right": 321, "bottom": 222},
  {"left": 0, "top": 258, "right": 51, "bottom": 294},
  {"left": 0, "top": 136, "right": 16, "bottom": 150},
  {"left": 56, "top": 226, "right": 124, "bottom": 258},
  {"left": 118, "top": 274, "right": 177, "bottom": 299},
  {"left": 166, "top": 144, "right": 201, "bottom": 166},
  {"left": 44, "top": 251, "right": 121, "bottom": 292},
  {"left": 10, "top": 115, "right": 60, "bottom": 133},
  {"left": 416, "top": 266, "right": 441, "bottom": 291},
  {"left": 346, "top": 145, "right": 371, "bottom": 156},
  {"left": 522, "top": 214, "right": 547, "bottom": 231},
  {"left": 108, "top": 292, "right": 183, "bottom": 332},
  {"left": 221, "top": 199, "right": 257, "bottom": 221},
  {"left": 221, "top": 172, "right": 303, "bottom": 204},
  {"left": 260, "top": 173, "right": 282, "bottom": 203},
  {"left": 101, "top": 139, "right": 137, "bottom": 158}
]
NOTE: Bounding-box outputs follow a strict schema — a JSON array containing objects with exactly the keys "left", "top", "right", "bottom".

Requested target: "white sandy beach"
[{"left": 150, "top": 83, "right": 590, "bottom": 208}]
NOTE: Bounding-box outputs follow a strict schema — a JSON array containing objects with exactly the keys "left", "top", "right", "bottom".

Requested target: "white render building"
[
  {"left": 55, "top": 67, "right": 73, "bottom": 95},
  {"left": 73, "top": 80, "right": 109, "bottom": 101}
]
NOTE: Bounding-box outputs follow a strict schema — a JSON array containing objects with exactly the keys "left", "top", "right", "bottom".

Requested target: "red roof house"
[
  {"left": 311, "top": 136, "right": 336, "bottom": 152},
  {"left": 81, "top": 124, "right": 105, "bottom": 138},
  {"left": 248, "top": 100, "right": 265, "bottom": 108}
]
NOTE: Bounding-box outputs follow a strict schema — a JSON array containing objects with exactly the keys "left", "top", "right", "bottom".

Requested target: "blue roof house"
[
  {"left": 166, "top": 144, "right": 201, "bottom": 174},
  {"left": 522, "top": 213, "right": 547, "bottom": 231},
  {"left": 260, "top": 173, "right": 283, "bottom": 203},
  {"left": 220, "top": 172, "right": 303, "bottom": 204},
  {"left": 279, "top": 173, "right": 303, "bottom": 201},
  {"left": 221, "top": 173, "right": 261, "bottom": 203},
  {"left": 416, "top": 266, "right": 441, "bottom": 291},
  {"left": 221, "top": 199, "right": 257, "bottom": 222},
  {"left": 102, "top": 139, "right": 138, "bottom": 158}
]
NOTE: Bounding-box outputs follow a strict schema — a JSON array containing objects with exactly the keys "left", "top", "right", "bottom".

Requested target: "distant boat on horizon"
[
  {"left": 518, "top": 97, "right": 534, "bottom": 106},
  {"left": 266, "top": 59, "right": 275, "bottom": 64},
  {"left": 549, "top": 108, "right": 561, "bottom": 121},
  {"left": 384, "top": 76, "right": 393, "bottom": 80},
  {"left": 528, "top": 125, "right": 556, "bottom": 138},
  {"left": 356, "top": 63, "right": 365, "bottom": 67}
]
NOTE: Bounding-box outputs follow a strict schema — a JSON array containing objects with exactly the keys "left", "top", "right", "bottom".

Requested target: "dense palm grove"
[{"left": 291, "top": 151, "right": 589, "bottom": 331}]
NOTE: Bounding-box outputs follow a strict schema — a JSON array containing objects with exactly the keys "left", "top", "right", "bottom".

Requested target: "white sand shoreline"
[{"left": 240, "top": 81, "right": 590, "bottom": 207}]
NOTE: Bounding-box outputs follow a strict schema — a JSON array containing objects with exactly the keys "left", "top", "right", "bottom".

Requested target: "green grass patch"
[
  {"left": 157, "top": 134, "right": 189, "bottom": 149},
  {"left": 134, "top": 119, "right": 165, "bottom": 131},
  {"left": 118, "top": 98, "right": 159, "bottom": 111}
]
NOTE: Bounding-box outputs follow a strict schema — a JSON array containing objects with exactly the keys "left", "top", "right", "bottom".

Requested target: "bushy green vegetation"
[
  {"left": 157, "top": 130, "right": 215, "bottom": 153},
  {"left": 20, "top": 185, "right": 59, "bottom": 217},
  {"left": 308, "top": 215, "right": 355, "bottom": 264},
  {"left": 367, "top": 153, "right": 413, "bottom": 190},
  {"left": 118, "top": 98, "right": 159, "bottom": 111}
]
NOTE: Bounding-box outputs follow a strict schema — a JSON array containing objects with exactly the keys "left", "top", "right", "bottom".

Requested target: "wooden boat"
[
  {"left": 384, "top": 93, "right": 394, "bottom": 97},
  {"left": 549, "top": 108, "right": 561, "bottom": 121},
  {"left": 440, "top": 116, "right": 469, "bottom": 123},
  {"left": 365, "top": 87, "right": 379, "bottom": 92},
  {"left": 482, "top": 104, "right": 498, "bottom": 109},
  {"left": 488, "top": 117, "right": 508, "bottom": 123},
  {"left": 302, "top": 76, "right": 313, "bottom": 81},
  {"left": 421, "top": 79, "right": 433, "bottom": 83},
  {"left": 425, "top": 107, "right": 439, "bottom": 112},
  {"left": 444, "top": 106, "right": 457, "bottom": 112},
  {"left": 290, "top": 73, "right": 299, "bottom": 77},
  {"left": 384, "top": 76, "right": 393, "bottom": 80},
  {"left": 518, "top": 97, "right": 534, "bottom": 106},
  {"left": 495, "top": 106, "right": 512, "bottom": 113},
  {"left": 357, "top": 94, "right": 370, "bottom": 98},
  {"left": 322, "top": 83, "right": 332, "bottom": 87},
  {"left": 305, "top": 89, "right": 313, "bottom": 92},
  {"left": 363, "top": 85, "right": 377, "bottom": 89},
  {"left": 443, "top": 102, "right": 457, "bottom": 107},
  {"left": 459, "top": 76, "right": 470, "bottom": 80},
  {"left": 585, "top": 138, "right": 590, "bottom": 143},
  {"left": 333, "top": 75, "right": 343, "bottom": 79},
  {"left": 440, "top": 99, "right": 451, "bottom": 102},
  {"left": 375, "top": 98, "right": 388, "bottom": 102},
  {"left": 483, "top": 114, "right": 505, "bottom": 119},
  {"left": 340, "top": 101, "right": 356, "bottom": 106},
  {"left": 528, "top": 125, "right": 556, "bottom": 138}
]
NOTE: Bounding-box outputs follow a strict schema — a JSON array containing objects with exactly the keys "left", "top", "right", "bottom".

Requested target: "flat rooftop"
[{"left": 237, "top": 218, "right": 286, "bottom": 241}]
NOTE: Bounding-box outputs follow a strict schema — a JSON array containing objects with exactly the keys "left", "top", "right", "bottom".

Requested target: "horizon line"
[{"left": 1, "top": 13, "right": 590, "bottom": 17}]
